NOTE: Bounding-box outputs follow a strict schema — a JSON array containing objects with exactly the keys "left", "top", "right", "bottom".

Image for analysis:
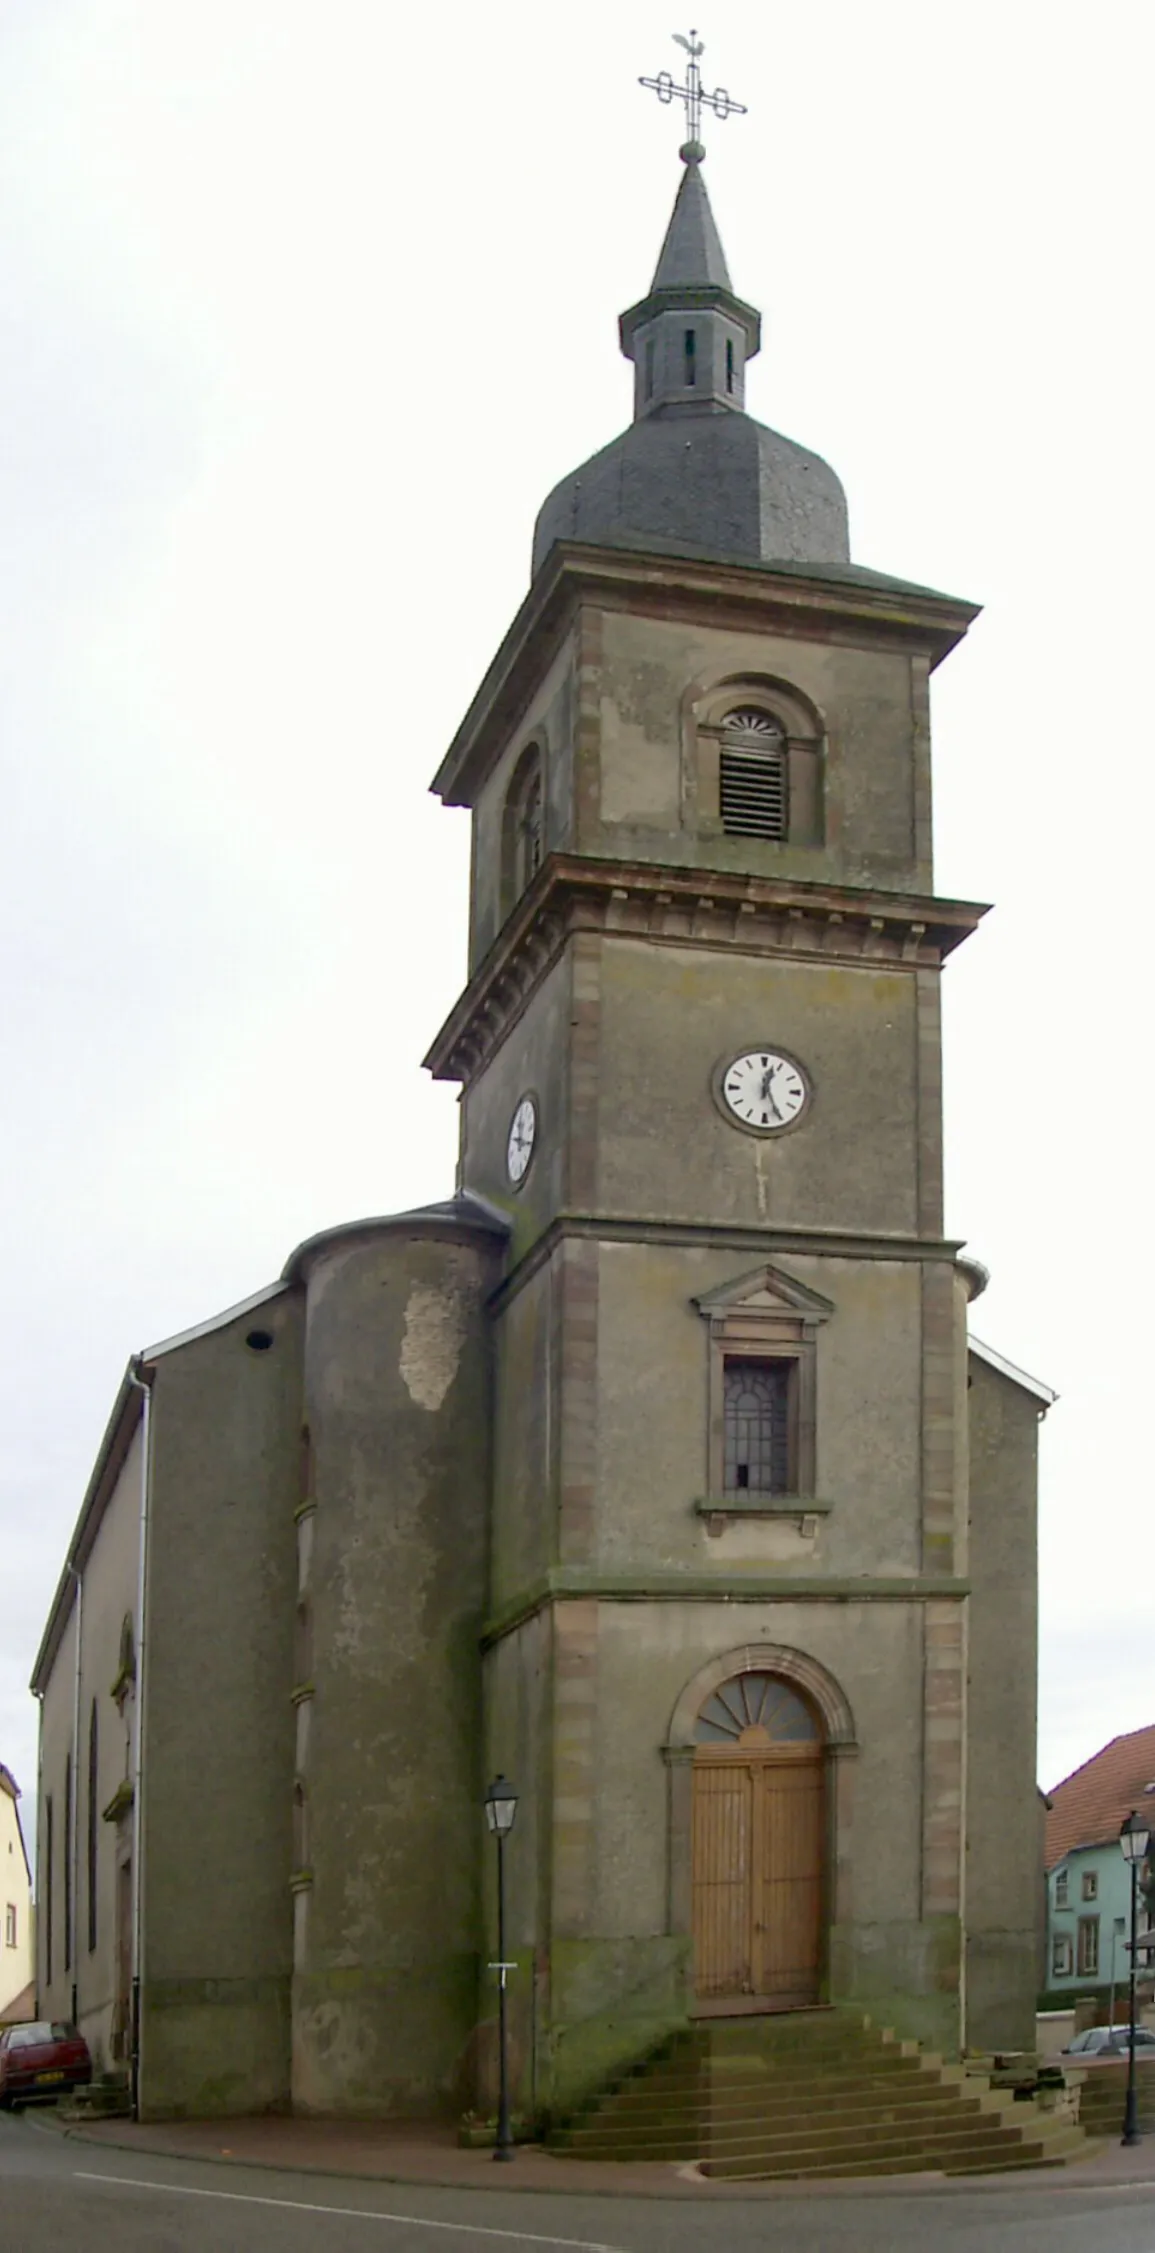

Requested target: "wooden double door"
[{"left": 691, "top": 1746, "right": 824, "bottom": 2007}]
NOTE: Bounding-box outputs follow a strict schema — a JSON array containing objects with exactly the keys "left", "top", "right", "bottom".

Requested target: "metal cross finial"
[{"left": 639, "top": 31, "right": 747, "bottom": 164}]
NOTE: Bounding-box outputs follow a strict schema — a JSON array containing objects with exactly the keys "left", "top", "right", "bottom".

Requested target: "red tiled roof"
[{"left": 1046, "top": 1723, "right": 1155, "bottom": 1869}]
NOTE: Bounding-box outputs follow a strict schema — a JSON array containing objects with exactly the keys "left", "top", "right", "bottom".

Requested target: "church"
[{"left": 31, "top": 78, "right": 1053, "bottom": 2125}]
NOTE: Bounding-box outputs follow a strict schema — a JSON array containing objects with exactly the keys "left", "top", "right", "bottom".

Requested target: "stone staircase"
[
  {"left": 1065, "top": 2055, "right": 1155, "bottom": 2139},
  {"left": 549, "top": 2011, "right": 1092, "bottom": 2180},
  {"left": 62, "top": 2072, "right": 132, "bottom": 2122}
]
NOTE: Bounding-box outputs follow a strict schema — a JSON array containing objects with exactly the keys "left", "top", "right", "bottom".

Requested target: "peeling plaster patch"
[{"left": 400, "top": 1282, "right": 468, "bottom": 1412}]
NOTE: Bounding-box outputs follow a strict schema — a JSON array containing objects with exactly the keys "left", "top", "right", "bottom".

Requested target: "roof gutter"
[{"left": 29, "top": 1368, "right": 144, "bottom": 1696}]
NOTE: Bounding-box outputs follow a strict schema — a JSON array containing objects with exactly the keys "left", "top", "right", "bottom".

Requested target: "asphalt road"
[{"left": 3, "top": 2109, "right": 1155, "bottom": 2253}]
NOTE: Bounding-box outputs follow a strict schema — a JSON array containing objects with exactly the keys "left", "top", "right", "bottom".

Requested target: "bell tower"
[{"left": 424, "top": 45, "right": 1039, "bottom": 2115}]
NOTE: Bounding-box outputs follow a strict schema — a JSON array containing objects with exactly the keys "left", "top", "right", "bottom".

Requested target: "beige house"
[
  {"left": 31, "top": 143, "right": 1053, "bottom": 2122},
  {"left": 0, "top": 1764, "right": 33, "bottom": 2022}
]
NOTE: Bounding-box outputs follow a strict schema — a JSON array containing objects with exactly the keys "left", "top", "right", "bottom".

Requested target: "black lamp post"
[
  {"left": 1119, "top": 1807, "right": 1150, "bottom": 2147},
  {"left": 484, "top": 1774, "right": 519, "bottom": 2162}
]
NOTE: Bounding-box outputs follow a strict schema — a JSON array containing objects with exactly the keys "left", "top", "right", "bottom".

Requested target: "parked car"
[
  {"left": 1062, "top": 2025, "right": 1155, "bottom": 2057},
  {"left": 0, "top": 2021, "right": 92, "bottom": 2107}
]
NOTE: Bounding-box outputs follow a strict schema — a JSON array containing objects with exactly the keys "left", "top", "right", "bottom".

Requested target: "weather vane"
[{"left": 639, "top": 31, "right": 747, "bottom": 163}]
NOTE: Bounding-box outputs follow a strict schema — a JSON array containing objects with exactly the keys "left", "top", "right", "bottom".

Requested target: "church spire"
[
  {"left": 530, "top": 33, "right": 850, "bottom": 577},
  {"left": 619, "top": 149, "right": 760, "bottom": 422},
  {"left": 650, "top": 157, "right": 733, "bottom": 294},
  {"left": 623, "top": 33, "right": 760, "bottom": 421}
]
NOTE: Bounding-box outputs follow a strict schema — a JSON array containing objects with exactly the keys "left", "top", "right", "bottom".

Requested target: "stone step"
[
  {"left": 710, "top": 2127, "right": 1090, "bottom": 2184},
  {"left": 598, "top": 2050, "right": 941, "bottom": 2089},
  {"left": 561, "top": 2091, "right": 993, "bottom": 2144},
  {"left": 61, "top": 2082, "right": 132, "bottom": 2122},
  {"left": 592, "top": 2061, "right": 938, "bottom": 2108},
  {"left": 547, "top": 2012, "right": 1094, "bottom": 2181},
  {"left": 680, "top": 2027, "right": 898, "bottom": 2061},
  {"left": 569, "top": 2113, "right": 1037, "bottom": 2166},
  {"left": 570, "top": 2074, "right": 989, "bottom": 2121},
  {"left": 702, "top": 2116, "right": 1041, "bottom": 2163},
  {"left": 707, "top": 2140, "right": 1058, "bottom": 2182}
]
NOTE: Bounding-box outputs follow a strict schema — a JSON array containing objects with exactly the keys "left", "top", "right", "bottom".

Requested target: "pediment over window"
[
  {"left": 693, "top": 1263, "right": 835, "bottom": 1329},
  {"left": 693, "top": 1263, "right": 830, "bottom": 1511}
]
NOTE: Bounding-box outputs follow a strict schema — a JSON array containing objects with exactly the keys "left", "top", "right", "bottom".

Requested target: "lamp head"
[
  {"left": 1120, "top": 1808, "right": 1150, "bottom": 1865},
  {"left": 484, "top": 1775, "right": 519, "bottom": 1837}
]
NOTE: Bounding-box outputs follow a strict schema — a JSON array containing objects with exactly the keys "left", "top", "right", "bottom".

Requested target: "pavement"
[{"left": 25, "top": 2102, "right": 1155, "bottom": 2201}]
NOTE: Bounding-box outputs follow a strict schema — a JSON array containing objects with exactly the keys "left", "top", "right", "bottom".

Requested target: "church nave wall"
[{"left": 140, "top": 1291, "right": 303, "bottom": 2119}]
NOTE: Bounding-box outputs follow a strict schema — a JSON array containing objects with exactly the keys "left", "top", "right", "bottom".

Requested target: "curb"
[{"left": 12, "top": 2105, "right": 1154, "bottom": 2203}]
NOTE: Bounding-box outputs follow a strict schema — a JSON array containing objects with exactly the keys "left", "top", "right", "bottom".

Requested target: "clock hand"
[{"left": 762, "top": 1064, "right": 782, "bottom": 1120}]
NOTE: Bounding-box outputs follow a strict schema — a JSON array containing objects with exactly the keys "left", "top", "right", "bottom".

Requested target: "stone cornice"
[
  {"left": 423, "top": 853, "right": 988, "bottom": 1086},
  {"left": 481, "top": 1570, "right": 971, "bottom": 1651},
  {"left": 487, "top": 1216, "right": 967, "bottom": 1316},
  {"left": 431, "top": 542, "right": 980, "bottom": 809}
]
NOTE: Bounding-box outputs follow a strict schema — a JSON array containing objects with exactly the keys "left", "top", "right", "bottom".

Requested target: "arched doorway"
[{"left": 691, "top": 1671, "right": 824, "bottom": 2009}]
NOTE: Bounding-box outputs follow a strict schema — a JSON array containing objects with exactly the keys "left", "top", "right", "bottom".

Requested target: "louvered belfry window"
[{"left": 720, "top": 707, "right": 788, "bottom": 840}]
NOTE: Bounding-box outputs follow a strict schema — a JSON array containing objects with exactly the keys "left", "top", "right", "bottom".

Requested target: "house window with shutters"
[
  {"left": 1077, "top": 1916, "right": 1100, "bottom": 1976},
  {"left": 1051, "top": 1932, "right": 1073, "bottom": 1978}
]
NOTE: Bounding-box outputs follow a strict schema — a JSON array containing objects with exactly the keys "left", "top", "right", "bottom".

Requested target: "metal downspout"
[{"left": 126, "top": 1362, "right": 153, "bottom": 2119}]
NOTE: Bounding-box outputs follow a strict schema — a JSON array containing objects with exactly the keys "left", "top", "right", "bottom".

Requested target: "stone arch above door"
[{"left": 666, "top": 1642, "right": 857, "bottom": 1753}]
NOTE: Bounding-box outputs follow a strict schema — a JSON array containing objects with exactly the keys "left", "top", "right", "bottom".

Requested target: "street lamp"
[
  {"left": 484, "top": 1775, "right": 519, "bottom": 2162},
  {"left": 1119, "top": 1808, "right": 1150, "bottom": 2147}
]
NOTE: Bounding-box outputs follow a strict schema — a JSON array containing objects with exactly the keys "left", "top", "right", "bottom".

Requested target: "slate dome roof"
[{"left": 531, "top": 154, "right": 850, "bottom": 580}]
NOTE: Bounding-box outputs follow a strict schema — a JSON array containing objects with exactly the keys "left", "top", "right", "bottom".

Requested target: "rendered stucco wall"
[
  {"left": 0, "top": 1778, "right": 33, "bottom": 2016},
  {"left": 292, "top": 1225, "right": 497, "bottom": 2118},
  {"left": 964, "top": 1350, "right": 1041, "bottom": 2051},
  {"left": 72, "top": 1428, "right": 144, "bottom": 2070},
  {"left": 470, "top": 630, "right": 576, "bottom": 967},
  {"left": 140, "top": 1294, "right": 302, "bottom": 2117},
  {"left": 36, "top": 1594, "right": 77, "bottom": 2027},
  {"left": 585, "top": 605, "right": 932, "bottom": 893}
]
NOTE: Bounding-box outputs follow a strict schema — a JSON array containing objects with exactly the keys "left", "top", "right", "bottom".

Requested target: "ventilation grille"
[{"left": 719, "top": 710, "right": 788, "bottom": 840}]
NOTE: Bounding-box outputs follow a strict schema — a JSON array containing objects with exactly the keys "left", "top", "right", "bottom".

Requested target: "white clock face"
[
  {"left": 721, "top": 1050, "right": 809, "bottom": 1133},
  {"left": 506, "top": 1096, "right": 537, "bottom": 1186}
]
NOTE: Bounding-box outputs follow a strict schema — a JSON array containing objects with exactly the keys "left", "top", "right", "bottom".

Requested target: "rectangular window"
[
  {"left": 723, "top": 1358, "right": 794, "bottom": 1495},
  {"left": 1051, "top": 1932, "right": 1073, "bottom": 1978},
  {"left": 1054, "top": 1868, "right": 1069, "bottom": 1907},
  {"left": 1082, "top": 1869, "right": 1098, "bottom": 1902},
  {"left": 4, "top": 1904, "right": 15, "bottom": 1948},
  {"left": 1077, "top": 1916, "right": 1100, "bottom": 1976},
  {"left": 684, "top": 327, "right": 696, "bottom": 387},
  {"left": 726, "top": 338, "right": 734, "bottom": 394},
  {"left": 645, "top": 338, "right": 655, "bottom": 401}
]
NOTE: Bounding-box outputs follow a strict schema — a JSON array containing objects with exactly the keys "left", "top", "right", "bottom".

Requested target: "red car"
[{"left": 0, "top": 2020, "right": 92, "bottom": 2107}]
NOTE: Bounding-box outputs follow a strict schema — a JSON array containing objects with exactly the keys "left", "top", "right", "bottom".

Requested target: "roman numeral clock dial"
[
  {"left": 506, "top": 1095, "right": 537, "bottom": 1187},
  {"left": 713, "top": 1048, "right": 811, "bottom": 1135}
]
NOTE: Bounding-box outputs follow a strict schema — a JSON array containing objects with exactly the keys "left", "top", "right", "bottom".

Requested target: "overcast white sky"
[{"left": 2, "top": 0, "right": 1152, "bottom": 1856}]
